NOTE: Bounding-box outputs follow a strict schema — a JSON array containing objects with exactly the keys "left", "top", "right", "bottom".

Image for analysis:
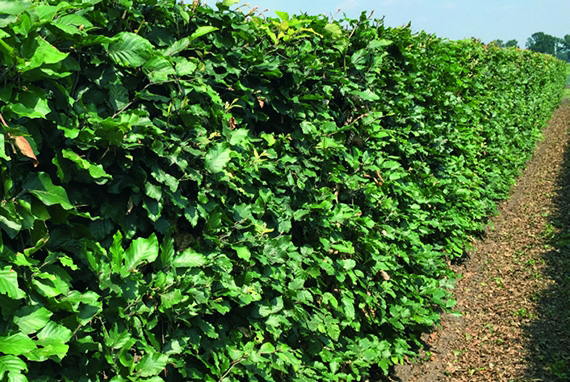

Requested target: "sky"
[{"left": 204, "top": 0, "right": 569, "bottom": 47}]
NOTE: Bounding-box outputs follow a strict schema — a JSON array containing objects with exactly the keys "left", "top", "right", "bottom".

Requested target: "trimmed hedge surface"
[{"left": 0, "top": 0, "right": 565, "bottom": 380}]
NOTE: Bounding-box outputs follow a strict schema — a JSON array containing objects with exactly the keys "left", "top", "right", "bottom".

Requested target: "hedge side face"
[{"left": 0, "top": 1, "right": 565, "bottom": 381}]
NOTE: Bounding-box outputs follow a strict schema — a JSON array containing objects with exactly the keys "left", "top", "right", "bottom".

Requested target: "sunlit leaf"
[
  {"left": 108, "top": 32, "right": 154, "bottom": 68},
  {"left": 123, "top": 234, "right": 159, "bottom": 274},
  {"left": 13, "top": 306, "right": 52, "bottom": 334},
  {"left": 172, "top": 248, "right": 206, "bottom": 268},
  {"left": 0, "top": 1, "right": 31, "bottom": 15},
  {"left": 23, "top": 172, "right": 73, "bottom": 210},
  {"left": 8, "top": 89, "right": 50, "bottom": 119},
  {"left": 0, "top": 267, "right": 25, "bottom": 300},
  {"left": 204, "top": 143, "right": 231, "bottom": 173},
  {"left": 0, "top": 355, "right": 27, "bottom": 379},
  {"left": 62, "top": 149, "right": 112, "bottom": 181},
  {"left": 189, "top": 26, "right": 219, "bottom": 41},
  {"left": 324, "top": 23, "right": 343, "bottom": 38},
  {"left": 134, "top": 352, "right": 169, "bottom": 377},
  {"left": 0, "top": 334, "right": 36, "bottom": 356}
]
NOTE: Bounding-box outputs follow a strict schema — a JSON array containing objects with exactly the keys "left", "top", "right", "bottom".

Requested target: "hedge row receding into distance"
[{"left": 0, "top": 0, "right": 566, "bottom": 380}]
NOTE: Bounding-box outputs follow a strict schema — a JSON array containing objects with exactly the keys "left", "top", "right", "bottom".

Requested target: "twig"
[
  {"left": 111, "top": 82, "right": 152, "bottom": 118},
  {"left": 0, "top": 112, "right": 8, "bottom": 127},
  {"left": 218, "top": 356, "right": 247, "bottom": 382}
]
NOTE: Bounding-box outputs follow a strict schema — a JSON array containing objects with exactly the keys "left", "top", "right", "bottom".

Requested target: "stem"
[
  {"left": 0, "top": 112, "right": 8, "bottom": 128},
  {"left": 218, "top": 356, "right": 247, "bottom": 382}
]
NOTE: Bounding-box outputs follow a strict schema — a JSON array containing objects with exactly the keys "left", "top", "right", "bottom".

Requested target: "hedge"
[{"left": 0, "top": 0, "right": 565, "bottom": 380}]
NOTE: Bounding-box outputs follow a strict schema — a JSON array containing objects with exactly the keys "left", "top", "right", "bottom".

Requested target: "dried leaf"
[
  {"left": 379, "top": 270, "right": 390, "bottom": 281},
  {"left": 10, "top": 134, "right": 38, "bottom": 167}
]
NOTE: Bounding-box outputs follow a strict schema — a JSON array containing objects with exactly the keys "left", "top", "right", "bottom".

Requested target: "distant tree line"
[
  {"left": 489, "top": 39, "right": 519, "bottom": 48},
  {"left": 490, "top": 33, "right": 570, "bottom": 62}
]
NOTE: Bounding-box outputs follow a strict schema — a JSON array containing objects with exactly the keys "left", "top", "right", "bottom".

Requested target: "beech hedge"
[{"left": 0, "top": 0, "right": 566, "bottom": 381}]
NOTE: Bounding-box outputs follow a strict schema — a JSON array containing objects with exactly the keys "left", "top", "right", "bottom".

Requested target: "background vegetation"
[{"left": 0, "top": 0, "right": 565, "bottom": 380}]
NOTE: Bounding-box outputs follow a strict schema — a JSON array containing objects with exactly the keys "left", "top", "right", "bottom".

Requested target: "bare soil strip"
[{"left": 390, "top": 101, "right": 570, "bottom": 382}]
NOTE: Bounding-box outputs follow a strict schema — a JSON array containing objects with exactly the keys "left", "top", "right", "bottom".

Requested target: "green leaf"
[
  {"left": 23, "top": 37, "right": 69, "bottom": 72},
  {"left": 34, "top": 4, "right": 63, "bottom": 22},
  {"left": 260, "top": 133, "right": 276, "bottom": 146},
  {"left": 77, "top": 292, "right": 102, "bottom": 325},
  {"left": 51, "top": 14, "right": 93, "bottom": 35},
  {"left": 0, "top": 267, "right": 25, "bottom": 300},
  {"left": 0, "top": 1, "right": 31, "bottom": 15},
  {"left": 259, "top": 342, "right": 275, "bottom": 354},
  {"left": 341, "top": 296, "right": 355, "bottom": 320},
  {"left": 144, "top": 182, "right": 162, "bottom": 200},
  {"left": 123, "top": 234, "right": 159, "bottom": 274},
  {"left": 8, "top": 89, "right": 51, "bottom": 119},
  {"left": 7, "top": 371, "right": 28, "bottom": 382},
  {"left": 162, "top": 38, "right": 190, "bottom": 57},
  {"left": 258, "top": 296, "right": 284, "bottom": 317},
  {"left": 108, "top": 32, "right": 154, "bottom": 68},
  {"left": 205, "top": 143, "right": 231, "bottom": 173},
  {"left": 174, "top": 57, "right": 198, "bottom": 76},
  {"left": 0, "top": 134, "right": 9, "bottom": 161},
  {"left": 0, "top": 334, "right": 36, "bottom": 356},
  {"left": 381, "top": 160, "right": 400, "bottom": 170},
  {"left": 324, "top": 23, "right": 343, "bottom": 38},
  {"left": 159, "top": 235, "right": 174, "bottom": 268},
  {"left": 58, "top": 254, "right": 78, "bottom": 270},
  {"left": 189, "top": 26, "right": 219, "bottom": 41},
  {"left": 0, "top": 204, "right": 23, "bottom": 239},
  {"left": 0, "top": 15, "right": 17, "bottom": 29},
  {"left": 105, "top": 324, "right": 132, "bottom": 350},
  {"left": 363, "top": 348, "right": 378, "bottom": 361},
  {"left": 61, "top": 149, "right": 111, "bottom": 182},
  {"left": 30, "top": 337, "right": 69, "bottom": 361},
  {"left": 229, "top": 128, "right": 249, "bottom": 145},
  {"left": 331, "top": 241, "right": 355, "bottom": 254},
  {"left": 13, "top": 306, "right": 52, "bottom": 334},
  {"left": 32, "top": 268, "right": 71, "bottom": 298},
  {"left": 198, "top": 320, "right": 219, "bottom": 339},
  {"left": 274, "top": 11, "right": 289, "bottom": 21},
  {"left": 37, "top": 321, "right": 72, "bottom": 344},
  {"left": 0, "top": 355, "right": 27, "bottom": 379},
  {"left": 324, "top": 294, "right": 340, "bottom": 312},
  {"left": 341, "top": 259, "right": 356, "bottom": 271},
  {"left": 350, "top": 89, "right": 380, "bottom": 101},
  {"left": 160, "top": 289, "right": 184, "bottom": 309},
  {"left": 109, "top": 230, "right": 124, "bottom": 272},
  {"left": 134, "top": 352, "right": 169, "bottom": 377},
  {"left": 23, "top": 172, "right": 73, "bottom": 210},
  {"left": 233, "top": 246, "right": 251, "bottom": 261},
  {"left": 143, "top": 56, "right": 175, "bottom": 83},
  {"left": 217, "top": 0, "right": 239, "bottom": 10},
  {"left": 172, "top": 248, "right": 206, "bottom": 268}
]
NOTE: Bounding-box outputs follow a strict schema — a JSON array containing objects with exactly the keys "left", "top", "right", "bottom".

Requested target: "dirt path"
[{"left": 390, "top": 100, "right": 570, "bottom": 382}]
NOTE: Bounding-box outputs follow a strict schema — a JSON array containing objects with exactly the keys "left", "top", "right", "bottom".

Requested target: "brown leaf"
[
  {"left": 10, "top": 134, "right": 39, "bottom": 167},
  {"left": 229, "top": 116, "right": 237, "bottom": 130},
  {"left": 256, "top": 96, "right": 265, "bottom": 108},
  {"left": 379, "top": 270, "right": 390, "bottom": 281}
]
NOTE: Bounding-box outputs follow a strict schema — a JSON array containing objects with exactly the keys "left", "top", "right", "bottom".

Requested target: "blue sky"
[{"left": 205, "top": 0, "right": 569, "bottom": 47}]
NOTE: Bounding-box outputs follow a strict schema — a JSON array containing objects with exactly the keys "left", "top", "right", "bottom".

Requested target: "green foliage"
[{"left": 0, "top": 0, "right": 566, "bottom": 381}]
